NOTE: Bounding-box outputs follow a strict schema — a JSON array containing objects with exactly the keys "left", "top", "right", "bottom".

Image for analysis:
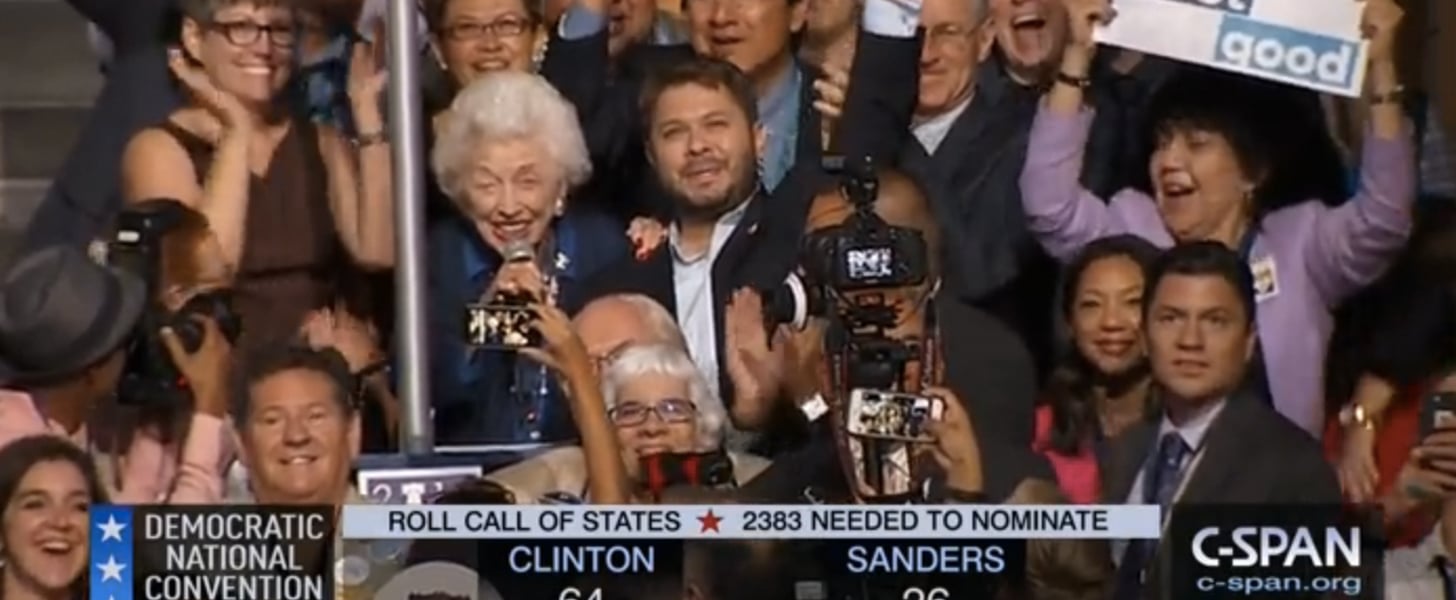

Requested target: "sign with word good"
[
  {"left": 1094, "top": 0, "right": 1369, "bottom": 97},
  {"left": 89, "top": 504, "right": 334, "bottom": 600}
]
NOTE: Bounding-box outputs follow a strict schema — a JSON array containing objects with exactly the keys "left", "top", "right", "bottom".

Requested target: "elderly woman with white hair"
[
  {"left": 489, "top": 343, "right": 771, "bottom": 503},
  {"left": 427, "top": 71, "right": 629, "bottom": 444}
]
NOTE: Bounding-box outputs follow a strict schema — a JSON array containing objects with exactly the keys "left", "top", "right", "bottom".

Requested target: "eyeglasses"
[
  {"left": 442, "top": 16, "right": 533, "bottom": 41},
  {"left": 608, "top": 398, "right": 697, "bottom": 427},
  {"left": 925, "top": 24, "right": 975, "bottom": 48},
  {"left": 209, "top": 19, "right": 297, "bottom": 46}
]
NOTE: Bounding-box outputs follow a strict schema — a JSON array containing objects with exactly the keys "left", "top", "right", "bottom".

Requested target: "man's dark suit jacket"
[
  {"left": 576, "top": 30, "right": 922, "bottom": 409},
  {"left": 893, "top": 53, "right": 1138, "bottom": 381},
  {"left": 25, "top": 0, "right": 180, "bottom": 253},
  {"left": 900, "top": 64, "right": 1062, "bottom": 378},
  {"left": 1101, "top": 390, "right": 1341, "bottom": 599},
  {"left": 578, "top": 182, "right": 805, "bottom": 410}
]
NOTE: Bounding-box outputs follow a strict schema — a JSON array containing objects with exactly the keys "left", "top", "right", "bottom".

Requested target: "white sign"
[
  {"left": 1094, "top": 0, "right": 1369, "bottom": 97},
  {"left": 356, "top": 465, "right": 484, "bottom": 505},
  {"left": 340, "top": 504, "right": 1163, "bottom": 540}
]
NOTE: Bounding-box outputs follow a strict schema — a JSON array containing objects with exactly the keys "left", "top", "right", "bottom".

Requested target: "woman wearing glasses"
[
  {"left": 119, "top": 0, "right": 394, "bottom": 349},
  {"left": 490, "top": 342, "right": 770, "bottom": 503},
  {"left": 419, "top": 0, "right": 615, "bottom": 220}
]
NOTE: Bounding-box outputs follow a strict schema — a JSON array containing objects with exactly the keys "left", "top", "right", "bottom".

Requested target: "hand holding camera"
[
  {"left": 466, "top": 245, "right": 550, "bottom": 349},
  {"left": 158, "top": 314, "right": 232, "bottom": 417},
  {"left": 918, "top": 387, "right": 982, "bottom": 494},
  {"left": 518, "top": 302, "right": 591, "bottom": 378}
]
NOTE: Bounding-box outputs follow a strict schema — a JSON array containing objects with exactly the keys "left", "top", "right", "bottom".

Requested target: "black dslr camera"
[
  {"left": 778, "top": 157, "right": 940, "bottom": 502},
  {"left": 109, "top": 199, "right": 242, "bottom": 409},
  {"left": 767, "top": 156, "right": 929, "bottom": 330},
  {"left": 802, "top": 155, "right": 928, "bottom": 292}
]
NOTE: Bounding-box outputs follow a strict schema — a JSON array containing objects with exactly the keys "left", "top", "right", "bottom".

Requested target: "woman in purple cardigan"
[{"left": 1021, "top": 0, "right": 1415, "bottom": 437}]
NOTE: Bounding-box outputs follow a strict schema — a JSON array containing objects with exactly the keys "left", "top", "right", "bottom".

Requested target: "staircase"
[{"left": 0, "top": 0, "right": 102, "bottom": 265}]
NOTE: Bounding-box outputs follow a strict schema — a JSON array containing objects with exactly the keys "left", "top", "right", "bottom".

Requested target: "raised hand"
[
  {"left": 1336, "top": 425, "right": 1380, "bottom": 502},
  {"left": 1061, "top": 0, "right": 1115, "bottom": 54},
  {"left": 520, "top": 302, "right": 592, "bottom": 377},
  {"left": 921, "top": 387, "right": 982, "bottom": 493},
  {"left": 168, "top": 48, "right": 251, "bottom": 135},
  {"left": 159, "top": 315, "right": 233, "bottom": 417},
  {"left": 722, "top": 288, "right": 789, "bottom": 429},
  {"left": 1361, "top": 0, "right": 1403, "bottom": 65},
  {"left": 626, "top": 218, "right": 668, "bottom": 260},
  {"left": 348, "top": 18, "right": 389, "bottom": 130},
  {"left": 1392, "top": 425, "right": 1456, "bottom": 504},
  {"left": 812, "top": 65, "right": 849, "bottom": 151},
  {"left": 300, "top": 308, "right": 384, "bottom": 373}
]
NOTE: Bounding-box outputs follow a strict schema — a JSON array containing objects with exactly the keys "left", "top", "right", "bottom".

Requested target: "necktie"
[{"left": 1114, "top": 433, "right": 1192, "bottom": 599}]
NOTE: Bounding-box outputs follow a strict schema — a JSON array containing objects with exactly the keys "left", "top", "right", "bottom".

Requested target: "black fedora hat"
[{"left": 0, "top": 246, "right": 147, "bottom": 385}]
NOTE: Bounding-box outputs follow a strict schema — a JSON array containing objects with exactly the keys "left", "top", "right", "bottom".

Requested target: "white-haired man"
[
  {"left": 574, "top": 293, "right": 687, "bottom": 367},
  {"left": 488, "top": 343, "right": 770, "bottom": 503}
]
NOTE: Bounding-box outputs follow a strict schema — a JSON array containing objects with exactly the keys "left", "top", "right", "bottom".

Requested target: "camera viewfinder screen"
[{"left": 845, "top": 247, "right": 893, "bottom": 281}]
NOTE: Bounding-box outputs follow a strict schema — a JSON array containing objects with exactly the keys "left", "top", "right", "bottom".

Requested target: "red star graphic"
[{"left": 697, "top": 509, "right": 723, "bottom": 533}]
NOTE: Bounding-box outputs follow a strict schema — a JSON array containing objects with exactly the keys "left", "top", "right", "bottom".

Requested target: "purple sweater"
[{"left": 1021, "top": 106, "right": 1416, "bottom": 437}]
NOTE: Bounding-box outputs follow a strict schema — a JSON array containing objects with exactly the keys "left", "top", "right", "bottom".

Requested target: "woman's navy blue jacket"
[{"left": 425, "top": 208, "right": 627, "bottom": 444}]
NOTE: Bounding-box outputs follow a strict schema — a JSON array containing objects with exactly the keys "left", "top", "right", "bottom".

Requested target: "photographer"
[
  {"left": 0, "top": 246, "right": 230, "bottom": 505},
  {"left": 731, "top": 166, "right": 1050, "bottom": 504}
]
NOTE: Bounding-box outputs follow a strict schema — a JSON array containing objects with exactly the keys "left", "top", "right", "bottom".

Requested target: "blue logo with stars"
[{"left": 90, "top": 505, "right": 132, "bottom": 600}]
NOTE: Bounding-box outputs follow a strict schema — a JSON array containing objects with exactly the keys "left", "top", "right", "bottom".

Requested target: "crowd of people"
[{"left": 0, "top": 0, "right": 1453, "bottom": 597}]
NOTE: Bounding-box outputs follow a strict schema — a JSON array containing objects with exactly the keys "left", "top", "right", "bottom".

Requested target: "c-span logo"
[{"left": 1168, "top": 504, "right": 1381, "bottom": 598}]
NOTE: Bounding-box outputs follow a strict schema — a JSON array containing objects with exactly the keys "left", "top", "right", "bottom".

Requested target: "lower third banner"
[{"left": 90, "top": 504, "right": 334, "bottom": 600}]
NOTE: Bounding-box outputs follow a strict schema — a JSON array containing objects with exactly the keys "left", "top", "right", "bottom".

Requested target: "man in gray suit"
[{"left": 23, "top": 0, "right": 180, "bottom": 253}]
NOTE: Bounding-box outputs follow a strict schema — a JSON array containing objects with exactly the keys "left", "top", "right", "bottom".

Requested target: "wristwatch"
[{"left": 800, "top": 393, "right": 829, "bottom": 423}]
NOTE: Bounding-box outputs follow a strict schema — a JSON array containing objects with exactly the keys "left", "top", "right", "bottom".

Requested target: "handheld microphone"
[{"left": 502, "top": 239, "right": 534, "bottom": 264}]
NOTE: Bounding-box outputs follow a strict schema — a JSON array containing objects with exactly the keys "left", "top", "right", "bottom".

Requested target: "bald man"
[{"left": 573, "top": 293, "right": 687, "bottom": 367}]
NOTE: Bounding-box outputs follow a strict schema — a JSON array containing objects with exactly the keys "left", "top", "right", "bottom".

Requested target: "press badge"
[{"left": 1250, "top": 256, "right": 1279, "bottom": 302}]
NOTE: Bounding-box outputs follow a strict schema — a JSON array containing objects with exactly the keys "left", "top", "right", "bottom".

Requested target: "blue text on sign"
[{"left": 1214, "top": 15, "right": 1360, "bottom": 90}]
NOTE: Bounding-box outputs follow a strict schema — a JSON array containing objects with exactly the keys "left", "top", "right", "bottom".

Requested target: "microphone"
[{"left": 502, "top": 239, "right": 535, "bottom": 264}]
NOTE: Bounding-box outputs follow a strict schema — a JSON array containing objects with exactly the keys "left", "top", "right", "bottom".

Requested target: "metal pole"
[{"left": 385, "top": 0, "right": 433, "bottom": 455}]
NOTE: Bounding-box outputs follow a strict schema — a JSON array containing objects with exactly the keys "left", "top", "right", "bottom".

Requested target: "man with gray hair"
[
  {"left": 893, "top": 0, "right": 1064, "bottom": 376},
  {"left": 573, "top": 293, "right": 687, "bottom": 367}
]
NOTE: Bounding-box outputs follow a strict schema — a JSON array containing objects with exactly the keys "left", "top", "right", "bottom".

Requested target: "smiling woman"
[
  {"left": 425, "top": 72, "right": 630, "bottom": 444},
  {"left": 0, "top": 436, "right": 108, "bottom": 600},
  {"left": 120, "top": 0, "right": 397, "bottom": 351}
]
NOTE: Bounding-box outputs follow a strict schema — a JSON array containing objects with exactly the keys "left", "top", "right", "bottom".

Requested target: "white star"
[
  {"left": 97, "top": 556, "right": 126, "bottom": 582},
  {"left": 97, "top": 515, "right": 126, "bottom": 542}
]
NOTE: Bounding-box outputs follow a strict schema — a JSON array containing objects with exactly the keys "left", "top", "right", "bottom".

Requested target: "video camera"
[
  {"left": 767, "top": 156, "right": 930, "bottom": 330},
  {"left": 107, "top": 199, "right": 241, "bottom": 409},
  {"left": 770, "top": 157, "right": 942, "bottom": 502}
]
